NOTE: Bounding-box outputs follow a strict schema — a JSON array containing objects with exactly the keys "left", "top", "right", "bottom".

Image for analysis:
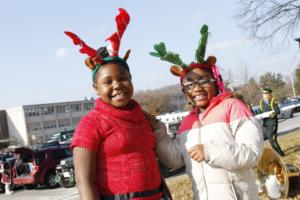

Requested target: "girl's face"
[
  {"left": 93, "top": 62, "right": 133, "bottom": 108},
  {"left": 182, "top": 68, "right": 217, "bottom": 111}
]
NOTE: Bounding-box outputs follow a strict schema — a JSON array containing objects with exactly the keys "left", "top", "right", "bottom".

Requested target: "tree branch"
[{"left": 236, "top": 0, "right": 300, "bottom": 45}]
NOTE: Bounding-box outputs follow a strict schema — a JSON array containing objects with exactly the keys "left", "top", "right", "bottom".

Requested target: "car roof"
[{"left": 14, "top": 144, "right": 70, "bottom": 154}]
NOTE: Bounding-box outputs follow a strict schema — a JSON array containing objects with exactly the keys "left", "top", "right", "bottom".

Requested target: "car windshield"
[{"left": 50, "top": 133, "right": 61, "bottom": 141}]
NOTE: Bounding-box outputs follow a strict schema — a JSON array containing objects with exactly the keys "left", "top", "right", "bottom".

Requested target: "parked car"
[
  {"left": 281, "top": 97, "right": 300, "bottom": 114},
  {"left": 277, "top": 102, "right": 294, "bottom": 119},
  {"left": 252, "top": 103, "right": 294, "bottom": 120},
  {"left": 46, "top": 130, "right": 74, "bottom": 144},
  {"left": 11, "top": 143, "right": 72, "bottom": 189},
  {"left": 55, "top": 156, "right": 75, "bottom": 188}
]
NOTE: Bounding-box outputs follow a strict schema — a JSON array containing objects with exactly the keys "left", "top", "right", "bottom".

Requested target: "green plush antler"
[
  {"left": 195, "top": 24, "right": 209, "bottom": 63},
  {"left": 150, "top": 42, "right": 187, "bottom": 67}
]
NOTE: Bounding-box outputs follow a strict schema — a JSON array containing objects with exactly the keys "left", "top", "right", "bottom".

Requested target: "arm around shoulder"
[{"left": 154, "top": 121, "right": 184, "bottom": 169}]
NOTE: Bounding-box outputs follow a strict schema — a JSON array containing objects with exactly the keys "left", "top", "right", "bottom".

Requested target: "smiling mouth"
[
  {"left": 193, "top": 94, "right": 207, "bottom": 101},
  {"left": 112, "top": 92, "right": 128, "bottom": 99}
]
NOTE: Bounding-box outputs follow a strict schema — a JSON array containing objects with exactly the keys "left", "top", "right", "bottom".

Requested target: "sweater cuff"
[{"left": 70, "top": 138, "right": 99, "bottom": 152}]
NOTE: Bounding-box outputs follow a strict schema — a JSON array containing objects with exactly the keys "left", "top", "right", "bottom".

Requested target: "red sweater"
[{"left": 71, "top": 98, "right": 162, "bottom": 199}]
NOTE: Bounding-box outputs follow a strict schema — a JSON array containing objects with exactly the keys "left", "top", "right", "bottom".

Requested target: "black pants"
[{"left": 266, "top": 122, "right": 284, "bottom": 156}]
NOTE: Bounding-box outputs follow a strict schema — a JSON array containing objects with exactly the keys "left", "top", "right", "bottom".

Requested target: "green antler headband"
[
  {"left": 150, "top": 24, "right": 226, "bottom": 93},
  {"left": 149, "top": 42, "right": 187, "bottom": 68},
  {"left": 149, "top": 24, "right": 213, "bottom": 77},
  {"left": 195, "top": 24, "right": 209, "bottom": 63}
]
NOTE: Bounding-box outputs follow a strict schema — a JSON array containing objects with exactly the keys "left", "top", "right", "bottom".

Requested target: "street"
[
  {"left": 0, "top": 186, "right": 78, "bottom": 200},
  {"left": 278, "top": 112, "right": 300, "bottom": 135},
  {"left": 1, "top": 113, "right": 300, "bottom": 200}
]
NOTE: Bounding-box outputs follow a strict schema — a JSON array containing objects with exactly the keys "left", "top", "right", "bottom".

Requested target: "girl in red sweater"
[{"left": 66, "top": 8, "right": 169, "bottom": 200}]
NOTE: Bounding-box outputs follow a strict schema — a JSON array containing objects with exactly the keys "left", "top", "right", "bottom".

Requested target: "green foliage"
[
  {"left": 259, "top": 72, "right": 285, "bottom": 90},
  {"left": 259, "top": 72, "right": 288, "bottom": 100},
  {"left": 150, "top": 42, "right": 187, "bottom": 67},
  {"left": 195, "top": 24, "right": 209, "bottom": 63}
]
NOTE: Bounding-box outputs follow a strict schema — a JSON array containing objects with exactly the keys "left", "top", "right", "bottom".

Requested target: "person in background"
[
  {"left": 260, "top": 87, "right": 284, "bottom": 156},
  {"left": 150, "top": 24, "right": 264, "bottom": 200},
  {"left": 66, "top": 8, "right": 172, "bottom": 200},
  {"left": 0, "top": 154, "right": 13, "bottom": 195}
]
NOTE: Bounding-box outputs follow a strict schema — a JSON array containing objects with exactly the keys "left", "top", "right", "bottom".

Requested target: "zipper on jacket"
[{"left": 198, "top": 114, "right": 208, "bottom": 200}]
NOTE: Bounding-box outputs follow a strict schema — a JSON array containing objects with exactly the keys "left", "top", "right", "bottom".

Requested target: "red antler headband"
[
  {"left": 106, "top": 8, "right": 130, "bottom": 57},
  {"left": 64, "top": 8, "right": 130, "bottom": 78}
]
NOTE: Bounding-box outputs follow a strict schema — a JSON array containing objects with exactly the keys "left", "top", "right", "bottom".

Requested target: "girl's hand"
[
  {"left": 188, "top": 144, "right": 205, "bottom": 162},
  {"left": 143, "top": 111, "right": 160, "bottom": 130}
]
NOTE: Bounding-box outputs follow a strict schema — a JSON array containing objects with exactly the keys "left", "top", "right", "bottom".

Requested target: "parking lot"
[{"left": 1, "top": 113, "right": 300, "bottom": 200}]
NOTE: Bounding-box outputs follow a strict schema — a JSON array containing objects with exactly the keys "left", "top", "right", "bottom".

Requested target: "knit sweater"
[{"left": 71, "top": 98, "right": 162, "bottom": 199}]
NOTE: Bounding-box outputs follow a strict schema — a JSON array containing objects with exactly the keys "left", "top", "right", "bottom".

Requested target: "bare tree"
[
  {"left": 222, "top": 68, "right": 234, "bottom": 88},
  {"left": 236, "top": 0, "right": 300, "bottom": 44},
  {"left": 235, "top": 63, "right": 251, "bottom": 84},
  {"left": 241, "top": 78, "right": 262, "bottom": 105}
]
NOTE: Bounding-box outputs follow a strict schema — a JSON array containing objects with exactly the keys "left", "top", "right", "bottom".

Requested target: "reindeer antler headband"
[
  {"left": 150, "top": 24, "right": 225, "bottom": 93},
  {"left": 65, "top": 8, "right": 131, "bottom": 79}
]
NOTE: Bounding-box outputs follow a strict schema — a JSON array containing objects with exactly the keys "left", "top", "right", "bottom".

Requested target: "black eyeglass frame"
[{"left": 182, "top": 78, "right": 216, "bottom": 91}]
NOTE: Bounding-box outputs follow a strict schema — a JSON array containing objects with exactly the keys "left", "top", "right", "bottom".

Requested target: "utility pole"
[
  {"left": 290, "top": 72, "right": 296, "bottom": 97},
  {"left": 292, "top": 38, "right": 300, "bottom": 97}
]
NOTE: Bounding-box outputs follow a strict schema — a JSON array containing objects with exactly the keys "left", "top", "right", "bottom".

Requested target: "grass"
[{"left": 165, "top": 129, "right": 300, "bottom": 200}]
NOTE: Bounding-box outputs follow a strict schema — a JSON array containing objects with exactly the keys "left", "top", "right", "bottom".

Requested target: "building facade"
[
  {"left": 0, "top": 110, "right": 10, "bottom": 148},
  {"left": 6, "top": 99, "right": 95, "bottom": 145}
]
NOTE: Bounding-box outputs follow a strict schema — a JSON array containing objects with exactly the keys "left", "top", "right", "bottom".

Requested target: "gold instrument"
[{"left": 256, "top": 148, "right": 299, "bottom": 199}]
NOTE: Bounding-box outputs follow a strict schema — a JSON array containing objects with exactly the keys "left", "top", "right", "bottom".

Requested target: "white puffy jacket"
[{"left": 155, "top": 94, "right": 264, "bottom": 200}]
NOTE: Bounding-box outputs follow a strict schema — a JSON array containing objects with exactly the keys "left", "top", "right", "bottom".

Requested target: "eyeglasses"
[{"left": 182, "top": 78, "right": 216, "bottom": 91}]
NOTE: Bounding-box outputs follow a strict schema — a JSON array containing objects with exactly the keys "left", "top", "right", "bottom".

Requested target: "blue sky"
[{"left": 1, "top": 0, "right": 299, "bottom": 109}]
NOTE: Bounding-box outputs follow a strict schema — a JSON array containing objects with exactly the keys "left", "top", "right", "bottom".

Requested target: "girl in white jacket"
[{"left": 149, "top": 25, "right": 264, "bottom": 200}]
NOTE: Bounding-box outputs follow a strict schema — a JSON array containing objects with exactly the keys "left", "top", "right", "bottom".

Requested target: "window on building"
[
  {"left": 56, "top": 105, "right": 67, "bottom": 113},
  {"left": 43, "top": 120, "right": 57, "bottom": 129},
  {"left": 72, "top": 117, "right": 81, "bottom": 126},
  {"left": 25, "top": 108, "right": 40, "bottom": 117},
  {"left": 24, "top": 109, "right": 29, "bottom": 116},
  {"left": 41, "top": 106, "right": 54, "bottom": 115},
  {"left": 27, "top": 122, "right": 42, "bottom": 132},
  {"left": 58, "top": 119, "right": 71, "bottom": 127},
  {"left": 84, "top": 103, "right": 94, "bottom": 111},
  {"left": 70, "top": 104, "right": 82, "bottom": 112}
]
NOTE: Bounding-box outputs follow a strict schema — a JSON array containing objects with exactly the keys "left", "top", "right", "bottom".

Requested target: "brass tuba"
[{"left": 255, "top": 147, "right": 300, "bottom": 199}]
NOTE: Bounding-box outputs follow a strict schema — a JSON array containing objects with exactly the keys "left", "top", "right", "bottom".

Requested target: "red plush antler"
[
  {"left": 105, "top": 8, "right": 130, "bottom": 57},
  {"left": 64, "top": 31, "right": 97, "bottom": 58}
]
